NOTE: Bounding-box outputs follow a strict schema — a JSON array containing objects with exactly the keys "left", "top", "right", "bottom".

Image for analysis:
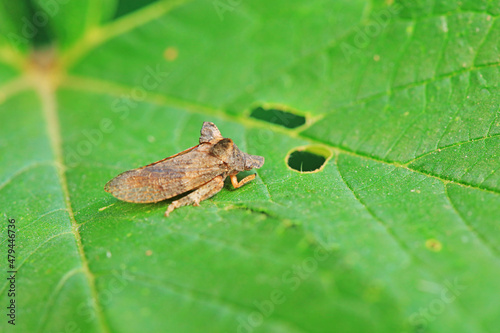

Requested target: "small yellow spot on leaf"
[
  {"left": 425, "top": 239, "right": 442, "bottom": 252},
  {"left": 145, "top": 250, "right": 153, "bottom": 256},
  {"left": 164, "top": 47, "right": 179, "bottom": 61}
]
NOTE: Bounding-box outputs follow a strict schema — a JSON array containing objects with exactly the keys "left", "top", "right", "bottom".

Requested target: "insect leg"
[
  {"left": 230, "top": 173, "right": 256, "bottom": 189},
  {"left": 165, "top": 175, "right": 225, "bottom": 216}
]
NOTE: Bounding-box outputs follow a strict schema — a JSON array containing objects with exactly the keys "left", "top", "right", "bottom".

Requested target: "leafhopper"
[{"left": 105, "top": 122, "right": 264, "bottom": 216}]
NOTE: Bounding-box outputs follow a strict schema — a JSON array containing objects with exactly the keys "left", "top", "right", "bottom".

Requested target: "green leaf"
[
  {"left": 1, "top": 0, "right": 499, "bottom": 332},
  {"left": 0, "top": 0, "right": 33, "bottom": 52},
  {"left": 31, "top": 0, "right": 118, "bottom": 49}
]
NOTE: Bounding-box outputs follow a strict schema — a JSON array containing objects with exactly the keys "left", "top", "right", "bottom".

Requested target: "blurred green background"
[{"left": 1, "top": 0, "right": 500, "bottom": 332}]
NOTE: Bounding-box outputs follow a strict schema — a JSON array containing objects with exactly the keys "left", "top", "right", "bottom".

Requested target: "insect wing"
[{"left": 105, "top": 145, "right": 229, "bottom": 203}]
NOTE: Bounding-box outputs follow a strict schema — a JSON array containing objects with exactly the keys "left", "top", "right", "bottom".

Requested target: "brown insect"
[{"left": 104, "top": 122, "right": 265, "bottom": 216}]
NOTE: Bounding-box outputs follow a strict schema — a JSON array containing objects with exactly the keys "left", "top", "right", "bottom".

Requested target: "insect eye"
[
  {"left": 218, "top": 138, "right": 232, "bottom": 148},
  {"left": 210, "top": 138, "right": 234, "bottom": 158},
  {"left": 245, "top": 155, "right": 265, "bottom": 170}
]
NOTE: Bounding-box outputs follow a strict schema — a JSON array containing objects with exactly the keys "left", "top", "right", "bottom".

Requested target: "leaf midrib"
[{"left": 32, "top": 66, "right": 111, "bottom": 332}]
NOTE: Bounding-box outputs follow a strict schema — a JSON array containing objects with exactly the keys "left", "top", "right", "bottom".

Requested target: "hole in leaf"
[
  {"left": 250, "top": 107, "right": 306, "bottom": 129},
  {"left": 287, "top": 146, "right": 330, "bottom": 173}
]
